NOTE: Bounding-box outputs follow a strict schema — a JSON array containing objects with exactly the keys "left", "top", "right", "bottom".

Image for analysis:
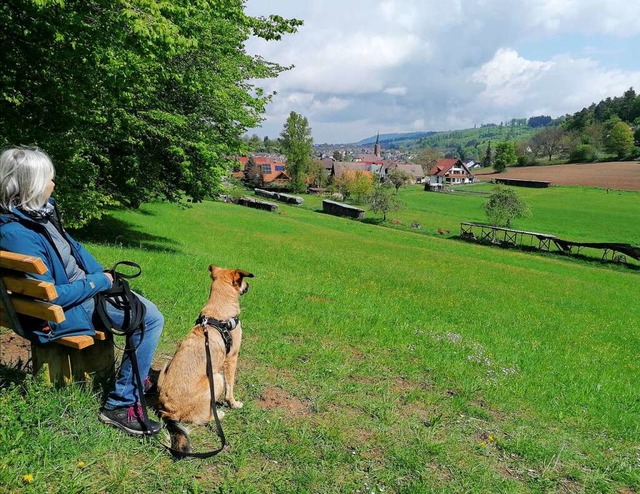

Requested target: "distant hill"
[{"left": 356, "top": 132, "right": 437, "bottom": 146}]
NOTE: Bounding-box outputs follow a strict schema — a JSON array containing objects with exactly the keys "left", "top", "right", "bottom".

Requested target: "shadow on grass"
[
  {"left": 454, "top": 235, "right": 640, "bottom": 272},
  {"left": 71, "top": 214, "right": 181, "bottom": 254},
  {"left": 0, "top": 362, "right": 30, "bottom": 389}
]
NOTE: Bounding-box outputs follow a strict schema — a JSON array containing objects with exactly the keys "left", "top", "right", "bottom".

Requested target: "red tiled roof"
[
  {"left": 262, "top": 171, "right": 291, "bottom": 183},
  {"left": 428, "top": 158, "right": 468, "bottom": 177}
]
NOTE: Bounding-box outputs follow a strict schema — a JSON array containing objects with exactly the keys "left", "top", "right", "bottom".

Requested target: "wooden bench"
[{"left": 0, "top": 250, "right": 114, "bottom": 386}]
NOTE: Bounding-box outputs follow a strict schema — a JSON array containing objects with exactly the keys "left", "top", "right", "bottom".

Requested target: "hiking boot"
[{"left": 98, "top": 404, "right": 161, "bottom": 436}]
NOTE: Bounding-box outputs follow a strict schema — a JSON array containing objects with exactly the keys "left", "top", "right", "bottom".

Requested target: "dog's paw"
[
  {"left": 227, "top": 400, "right": 243, "bottom": 409},
  {"left": 215, "top": 409, "right": 226, "bottom": 420}
]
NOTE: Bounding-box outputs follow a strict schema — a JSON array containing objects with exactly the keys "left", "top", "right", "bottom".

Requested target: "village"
[{"left": 234, "top": 135, "right": 478, "bottom": 193}]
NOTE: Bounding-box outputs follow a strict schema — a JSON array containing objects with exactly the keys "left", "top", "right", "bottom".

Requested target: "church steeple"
[{"left": 374, "top": 132, "right": 381, "bottom": 157}]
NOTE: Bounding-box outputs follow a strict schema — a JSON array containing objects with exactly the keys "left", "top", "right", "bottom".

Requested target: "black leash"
[
  {"left": 94, "top": 261, "right": 153, "bottom": 434},
  {"left": 163, "top": 325, "right": 227, "bottom": 459},
  {"left": 95, "top": 262, "right": 229, "bottom": 457}
]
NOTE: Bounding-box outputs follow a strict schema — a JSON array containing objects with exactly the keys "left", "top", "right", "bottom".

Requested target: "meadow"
[{"left": 1, "top": 184, "right": 639, "bottom": 493}]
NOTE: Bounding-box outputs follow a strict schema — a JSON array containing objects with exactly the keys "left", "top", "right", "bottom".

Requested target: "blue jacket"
[{"left": 0, "top": 200, "right": 111, "bottom": 343}]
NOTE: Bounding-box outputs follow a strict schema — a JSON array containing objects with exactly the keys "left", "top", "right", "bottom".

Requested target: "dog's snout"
[{"left": 240, "top": 283, "right": 250, "bottom": 295}]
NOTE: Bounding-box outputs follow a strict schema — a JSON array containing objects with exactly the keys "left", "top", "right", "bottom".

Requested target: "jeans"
[{"left": 82, "top": 293, "right": 164, "bottom": 409}]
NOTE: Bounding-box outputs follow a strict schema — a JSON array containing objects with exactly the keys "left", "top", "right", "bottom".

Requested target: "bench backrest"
[
  {"left": 0, "top": 250, "right": 108, "bottom": 350},
  {"left": 0, "top": 251, "right": 65, "bottom": 336}
]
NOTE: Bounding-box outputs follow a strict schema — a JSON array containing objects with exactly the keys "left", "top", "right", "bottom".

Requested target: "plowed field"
[{"left": 474, "top": 161, "right": 640, "bottom": 191}]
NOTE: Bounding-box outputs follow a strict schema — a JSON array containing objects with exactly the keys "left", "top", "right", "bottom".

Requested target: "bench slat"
[
  {"left": 2, "top": 276, "right": 58, "bottom": 300},
  {"left": 0, "top": 315, "right": 107, "bottom": 350},
  {"left": 55, "top": 335, "right": 96, "bottom": 350},
  {"left": 0, "top": 251, "right": 48, "bottom": 275},
  {"left": 93, "top": 330, "right": 108, "bottom": 341},
  {"left": 10, "top": 296, "right": 65, "bottom": 323}
]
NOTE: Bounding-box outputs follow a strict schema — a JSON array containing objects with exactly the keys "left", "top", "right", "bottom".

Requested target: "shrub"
[
  {"left": 569, "top": 144, "right": 598, "bottom": 163},
  {"left": 516, "top": 154, "right": 536, "bottom": 167}
]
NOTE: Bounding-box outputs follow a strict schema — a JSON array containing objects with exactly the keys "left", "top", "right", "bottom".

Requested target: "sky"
[{"left": 244, "top": 0, "right": 640, "bottom": 145}]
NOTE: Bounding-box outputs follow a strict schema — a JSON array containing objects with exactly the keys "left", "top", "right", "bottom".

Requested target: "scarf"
[{"left": 17, "top": 203, "right": 55, "bottom": 222}]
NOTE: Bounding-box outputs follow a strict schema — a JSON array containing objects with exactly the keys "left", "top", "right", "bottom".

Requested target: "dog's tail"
[{"left": 164, "top": 418, "right": 192, "bottom": 456}]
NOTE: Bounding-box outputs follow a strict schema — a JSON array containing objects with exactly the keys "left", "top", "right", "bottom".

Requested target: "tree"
[
  {"left": 413, "top": 146, "right": 442, "bottom": 172},
  {"left": 386, "top": 168, "right": 413, "bottom": 192},
  {"left": 493, "top": 141, "right": 517, "bottom": 172},
  {"left": 334, "top": 170, "right": 373, "bottom": 203},
  {"left": 350, "top": 171, "right": 374, "bottom": 204},
  {"left": 529, "top": 126, "right": 565, "bottom": 161},
  {"left": 484, "top": 186, "right": 530, "bottom": 227},
  {"left": 483, "top": 141, "right": 493, "bottom": 168},
  {"left": 0, "top": 1, "right": 301, "bottom": 226},
  {"left": 605, "top": 121, "right": 634, "bottom": 159},
  {"left": 243, "top": 157, "right": 262, "bottom": 187},
  {"left": 307, "top": 160, "right": 329, "bottom": 187},
  {"left": 280, "top": 111, "right": 313, "bottom": 192},
  {"left": 368, "top": 183, "right": 404, "bottom": 221},
  {"left": 527, "top": 115, "right": 552, "bottom": 128}
]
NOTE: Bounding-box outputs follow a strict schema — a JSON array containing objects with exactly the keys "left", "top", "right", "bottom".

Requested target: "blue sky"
[{"left": 244, "top": 0, "right": 640, "bottom": 144}]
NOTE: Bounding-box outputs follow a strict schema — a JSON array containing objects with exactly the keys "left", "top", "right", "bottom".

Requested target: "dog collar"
[{"left": 196, "top": 315, "right": 239, "bottom": 354}]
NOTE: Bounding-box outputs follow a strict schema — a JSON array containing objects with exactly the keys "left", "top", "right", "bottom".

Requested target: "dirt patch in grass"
[
  {"left": 257, "top": 385, "right": 311, "bottom": 417},
  {"left": 0, "top": 331, "right": 31, "bottom": 369},
  {"left": 475, "top": 161, "right": 640, "bottom": 191}
]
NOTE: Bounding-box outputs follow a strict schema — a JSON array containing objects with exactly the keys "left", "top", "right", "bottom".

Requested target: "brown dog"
[{"left": 156, "top": 265, "right": 253, "bottom": 451}]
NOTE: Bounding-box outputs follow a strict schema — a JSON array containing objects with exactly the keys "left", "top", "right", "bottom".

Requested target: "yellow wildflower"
[
  {"left": 22, "top": 474, "right": 34, "bottom": 484},
  {"left": 77, "top": 461, "right": 86, "bottom": 468}
]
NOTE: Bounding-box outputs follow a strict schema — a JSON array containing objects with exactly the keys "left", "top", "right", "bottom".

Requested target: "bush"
[
  {"left": 569, "top": 144, "right": 598, "bottom": 163},
  {"left": 516, "top": 155, "right": 536, "bottom": 167}
]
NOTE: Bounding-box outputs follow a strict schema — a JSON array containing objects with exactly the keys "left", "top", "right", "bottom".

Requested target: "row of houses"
[{"left": 233, "top": 153, "right": 476, "bottom": 190}]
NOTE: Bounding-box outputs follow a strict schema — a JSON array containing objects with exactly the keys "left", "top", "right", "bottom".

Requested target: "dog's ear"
[
  {"left": 233, "top": 269, "right": 254, "bottom": 286},
  {"left": 208, "top": 265, "right": 220, "bottom": 279}
]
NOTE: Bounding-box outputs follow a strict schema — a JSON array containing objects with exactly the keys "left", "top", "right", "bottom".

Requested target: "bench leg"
[{"left": 32, "top": 338, "right": 115, "bottom": 386}]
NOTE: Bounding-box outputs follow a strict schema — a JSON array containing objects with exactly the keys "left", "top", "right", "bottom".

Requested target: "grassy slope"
[{"left": 1, "top": 187, "right": 639, "bottom": 493}]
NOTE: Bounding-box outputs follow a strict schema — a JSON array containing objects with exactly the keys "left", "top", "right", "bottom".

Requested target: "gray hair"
[{"left": 0, "top": 147, "right": 55, "bottom": 211}]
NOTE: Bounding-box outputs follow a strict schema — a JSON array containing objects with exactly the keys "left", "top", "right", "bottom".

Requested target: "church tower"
[{"left": 374, "top": 132, "right": 381, "bottom": 157}]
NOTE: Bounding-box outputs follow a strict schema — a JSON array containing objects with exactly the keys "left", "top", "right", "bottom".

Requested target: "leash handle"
[{"left": 107, "top": 261, "right": 142, "bottom": 280}]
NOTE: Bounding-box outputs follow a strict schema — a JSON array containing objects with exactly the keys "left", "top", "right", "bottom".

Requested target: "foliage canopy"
[
  {"left": 280, "top": 111, "right": 314, "bottom": 192},
  {"left": 0, "top": 0, "right": 301, "bottom": 226},
  {"left": 484, "top": 185, "right": 530, "bottom": 227}
]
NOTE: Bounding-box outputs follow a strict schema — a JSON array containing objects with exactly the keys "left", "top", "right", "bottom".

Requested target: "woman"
[{"left": 0, "top": 147, "right": 163, "bottom": 437}]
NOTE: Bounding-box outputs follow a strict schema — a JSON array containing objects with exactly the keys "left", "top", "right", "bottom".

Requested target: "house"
[
  {"left": 237, "top": 155, "right": 291, "bottom": 189},
  {"left": 354, "top": 153, "right": 384, "bottom": 165},
  {"left": 236, "top": 155, "right": 286, "bottom": 175},
  {"left": 332, "top": 161, "right": 370, "bottom": 178},
  {"left": 320, "top": 157, "right": 336, "bottom": 176},
  {"left": 262, "top": 171, "right": 292, "bottom": 187},
  {"left": 385, "top": 163, "right": 425, "bottom": 184},
  {"left": 464, "top": 159, "right": 481, "bottom": 170},
  {"left": 427, "top": 158, "right": 475, "bottom": 190}
]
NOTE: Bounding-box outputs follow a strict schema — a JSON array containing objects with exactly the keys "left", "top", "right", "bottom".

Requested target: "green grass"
[{"left": 1, "top": 185, "right": 640, "bottom": 493}]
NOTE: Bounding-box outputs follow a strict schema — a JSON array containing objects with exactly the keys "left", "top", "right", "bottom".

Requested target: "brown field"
[{"left": 474, "top": 161, "right": 640, "bottom": 191}]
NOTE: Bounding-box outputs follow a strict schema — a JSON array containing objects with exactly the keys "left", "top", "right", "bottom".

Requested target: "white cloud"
[
  {"left": 384, "top": 86, "right": 408, "bottom": 96},
  {"left": 245, "top": 0, "right": 640, "bottom": 143}
]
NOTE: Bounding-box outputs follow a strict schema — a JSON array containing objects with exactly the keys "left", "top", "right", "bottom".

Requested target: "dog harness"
[{"left": 195, "top": 315, "right": 239, "bottom": 354}]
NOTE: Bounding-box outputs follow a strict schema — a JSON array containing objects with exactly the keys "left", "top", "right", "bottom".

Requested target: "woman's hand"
[{"left": 104, "top": 272, "right": 114, "bottom": 287}]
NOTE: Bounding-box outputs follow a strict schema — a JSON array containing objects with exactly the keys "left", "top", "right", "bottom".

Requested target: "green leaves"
[
  {"left": 280, "top": 112, "right": 314, "bottom": 192},
  {"left": 484, "top": 185, "right": 530, "bottom": 228},
  {"left": 1, "top": 0, "right": 300, "bottom": 225}
]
